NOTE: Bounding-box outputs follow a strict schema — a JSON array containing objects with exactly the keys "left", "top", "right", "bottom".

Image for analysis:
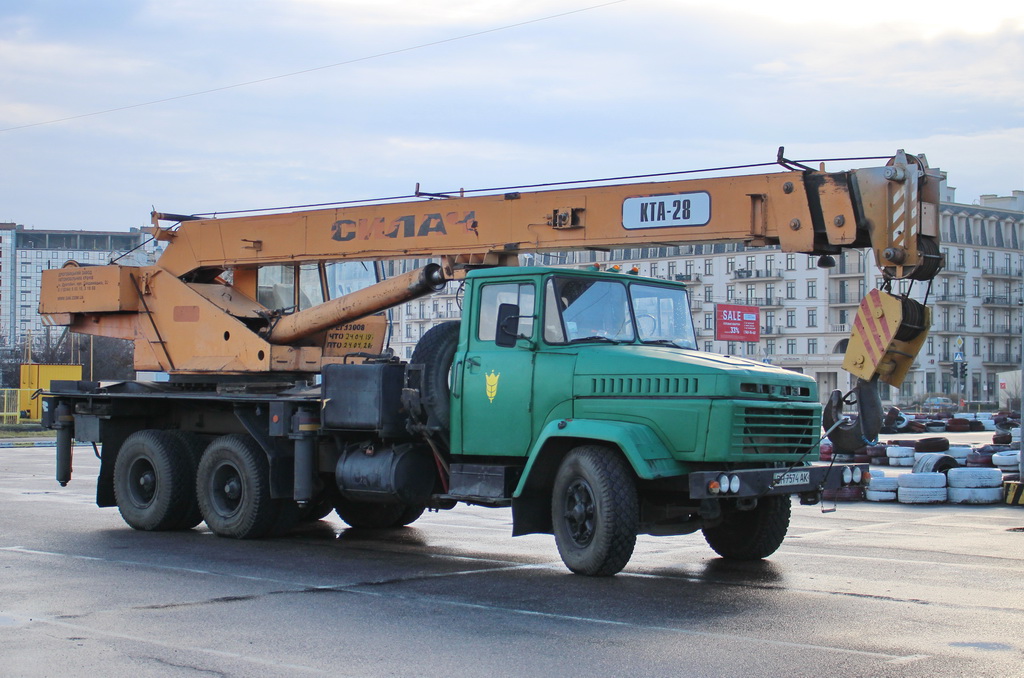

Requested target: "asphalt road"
[{"left": 2, "top": 444, "right": 1023, "bottom": 678}]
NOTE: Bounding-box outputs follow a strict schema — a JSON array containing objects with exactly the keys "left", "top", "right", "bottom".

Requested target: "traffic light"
[
  {"left": 959, "top": 362, "right": 968, "bottom": 378},
  {"left": 950, "top": 363, "right": 959, "bottom": 380}
]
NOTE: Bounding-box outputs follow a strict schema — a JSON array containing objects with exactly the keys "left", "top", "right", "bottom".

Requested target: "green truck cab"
[{"left": 409, "top": 266, "right": 863, "bottom": 575}]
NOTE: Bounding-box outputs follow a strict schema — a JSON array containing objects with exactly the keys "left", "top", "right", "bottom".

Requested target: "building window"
[
  {"left": 727, "top": 341, "right": 736, "bottom": 354},
  {"left": 808, "top": 338, "right": 818, "bottom": 354},
  {"left": 704, "top": 286, "right": 713, "bottom": 303},
  {"left": 786, "top": 310, "right": 796, "bottom": 327},
  {"left": 786, "top": 281, "right": 795, "bottom": 299},
  {"left": 705, "top": 314, "right": 714, "bottom": 330},
  {"left": 807, "top": 308, "right": 817, "bottom": 327},
  {"left": 726, "top": 285, "right": 735, "bottom": 301},
  {"left": 806, "top": 255, "right": 816, "bottom": 270},
  {"left": 766, "top": 339, "right": 775, "bottom": 355},
  {"left": 726, "top": 257, "right": 735, "bottom": 273},
  {"left": 786, "top": 339, "right": 797, "bottom": 354},
  {"left": 704, "top": 341, "right": 713, "bottom": 352},
  {"left": 807, "top": 280, "right": 817, "bottom": 299},
  {"left": 785, "top": 253, "right": 795, "bottom": 270},
  {"left": 704, "top": 259, "right": 713, "bottom": 275}
]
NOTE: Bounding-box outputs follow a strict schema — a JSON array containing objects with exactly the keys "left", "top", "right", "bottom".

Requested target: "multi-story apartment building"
[
  {"left": 0, "top": 223, "right": 155, "bottom": 346},
  {"left": 387, "top": 188, "right": 1023, "bottom": 408}
]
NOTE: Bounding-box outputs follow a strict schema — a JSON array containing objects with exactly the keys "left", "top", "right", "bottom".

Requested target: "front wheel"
[
  {"left": 702, "top": 495, "right": 791, "bottom": 560},
  {"left": 551, "top": 446, "right": 638, "bottom": 576}
]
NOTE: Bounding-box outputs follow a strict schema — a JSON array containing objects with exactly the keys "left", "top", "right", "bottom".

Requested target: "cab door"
[{"left": 456, "top": 281, "right": 537, "bottom": 457}]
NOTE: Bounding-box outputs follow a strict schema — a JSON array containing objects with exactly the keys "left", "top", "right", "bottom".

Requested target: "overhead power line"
[{"left": 0, "top": 0, "right": 628, "bottom": 133}]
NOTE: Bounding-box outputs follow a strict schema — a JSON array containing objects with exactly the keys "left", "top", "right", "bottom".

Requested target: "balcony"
[
  {"left": 828, "top": 261, "right": 867, "bottom": 277},
  {"left": 673, "top": 273, "right": 702, "bottom": 284},
  {"left": 828, "top": 293, "right": 860, "bottom": 306},
  {"left": 933, "top": 294, "right": 966, "bottom": 304},
  {"left": 745, "top": 296, "right": 785, "bottom": 308},
  {"left": 980, "top": 267, "right": 1022, "bottom": 280},
  {"left": 732, "top": 268, "right": 783, "bottom": 281},
  {"left": 980, "top": 296, "right": 1016, "bottom": 307},
  {"left": 982, "top": 353, "right": 1022, "bottom": 366},
  {"left": 761, "top": 326, "right": 783, "bottom": 335},
  {"left": 982, "top": 324, "right": 1024, "bottom": 335},
  {"left": 936, "top": 263, "right": 967, "bottom": 276},
  {"left": 932, "top": 323, "right": 967, "bottom": 334}
]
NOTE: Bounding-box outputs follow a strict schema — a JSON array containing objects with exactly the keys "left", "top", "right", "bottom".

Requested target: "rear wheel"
[
  {"left": 551, "top": 445, "right": 638, "bottom": 576},
  {"left": 196, "top": 434, "right": 278, "bottom": 539},
  {"left": 702, "top": 495, "right": 791, "bottom": 560},
  {"left": 113, "top": 430, "right": 193, "bottom": 531},
  {"left": 334, "top": 497, "right": 425, "bottom": 529}
]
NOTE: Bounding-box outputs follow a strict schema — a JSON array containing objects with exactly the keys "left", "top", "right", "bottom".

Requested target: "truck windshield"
[
  {"left": 630, "top": 282, "right": 697, "bottom": 349},
  {"left": 544, "top": 277, "right": 696, "bottom": 349}
]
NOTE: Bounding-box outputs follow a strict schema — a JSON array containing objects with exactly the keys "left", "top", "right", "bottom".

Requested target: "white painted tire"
[
  {"left": 889, "top": 457, "right": 915, "bottom": 467},
  {"left": 898, "top": 472, "right": 946, "bottom": 489},
  {"left": 946, "top": 487, "right": 1003, "bottom": 504},
  {"left": 870, "top": 470, "right": 886, "bottom": 477},
  {"left": 886, "top": 446, "right": 915, "bottom": 459},
  {"left": 865, "top": 490, "right": 897, "bottom": 502},
  {"left": 946, "top": 446, "right": 971, "bottom": 459},
  {"left": 868, "top": 477, "right": 899, "bottom": 492},
  {"left": 946, "top": 467, "right": 1003, "bottom": 488},
  {"left": 992, "top": 451, "right": 1020, "bottom": 469},
  {"left": 898, "top": 487, "right": 947, "bottom": 504}
]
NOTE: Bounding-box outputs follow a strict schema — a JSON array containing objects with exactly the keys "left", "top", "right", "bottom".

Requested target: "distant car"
[{"left": 923, "top": 397, "right": 957, "bottom": 414}]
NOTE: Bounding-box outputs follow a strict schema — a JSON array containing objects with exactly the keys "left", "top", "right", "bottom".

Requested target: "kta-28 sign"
[{"left": 715, "top": 304, "right": 760, "bottom": 342}]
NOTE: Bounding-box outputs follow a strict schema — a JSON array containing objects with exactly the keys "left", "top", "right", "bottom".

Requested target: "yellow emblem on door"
[{"left": 485, "top": 370, "right": 500, "bottom": 403}]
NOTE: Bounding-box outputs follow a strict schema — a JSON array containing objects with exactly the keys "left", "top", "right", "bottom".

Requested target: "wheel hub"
[{"left": 563, "top": 479, "right": 596, "bottom": 546}]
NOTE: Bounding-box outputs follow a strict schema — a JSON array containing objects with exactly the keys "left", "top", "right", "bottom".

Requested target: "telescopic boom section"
[{"left": 39, "top": 151, "right": 941, "bottom": 377}]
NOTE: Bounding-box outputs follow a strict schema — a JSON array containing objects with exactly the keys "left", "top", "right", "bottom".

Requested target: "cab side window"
[{"left": 477, "top": 283, "right": 535, "bottom": 342}]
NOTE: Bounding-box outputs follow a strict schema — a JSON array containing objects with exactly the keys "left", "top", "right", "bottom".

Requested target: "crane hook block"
[{"left": 822, "top": 378, "right": 882, "bottom": 455}]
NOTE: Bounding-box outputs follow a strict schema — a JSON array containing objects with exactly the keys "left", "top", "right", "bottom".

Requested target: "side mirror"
[{"left": 495, "top": 303, "right": 520, "bottom": 348}]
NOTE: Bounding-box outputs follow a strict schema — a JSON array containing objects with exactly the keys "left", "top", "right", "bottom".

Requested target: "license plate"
[{"left": 773, "top": 470, "right": 810, "bottom": 487}]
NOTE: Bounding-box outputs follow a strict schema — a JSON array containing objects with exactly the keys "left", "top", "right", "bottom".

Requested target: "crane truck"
[{"left": 40, "top": 150, "right": 942, "bottom": 575}]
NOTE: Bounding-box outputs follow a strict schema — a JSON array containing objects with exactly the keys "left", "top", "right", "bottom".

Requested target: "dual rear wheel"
[{"left": 113, "top": 430, "right": 424, "bottom": 537}]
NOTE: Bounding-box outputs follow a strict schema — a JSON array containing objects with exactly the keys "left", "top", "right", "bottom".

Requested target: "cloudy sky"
[{"left": 1, "top": 0, "right": 1022, "bottom": 231}]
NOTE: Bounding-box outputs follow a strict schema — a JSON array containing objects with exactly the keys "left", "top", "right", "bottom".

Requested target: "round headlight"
[
  {"left": 717, "top": 474, "right": 731, "bottom": 493},
  {"left": 729, "top": 475, "right": 741, "bottom": 494},
  {"left": 852, "top": 467, "right": 863, "bottom": 484},
  {"left": 842, "top": 467, "right": 853, "bottom": 484}
]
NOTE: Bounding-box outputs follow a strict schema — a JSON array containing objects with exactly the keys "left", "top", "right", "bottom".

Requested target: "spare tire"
[{"left": 409, "top": 321, "right": 461, "bottom": 434}]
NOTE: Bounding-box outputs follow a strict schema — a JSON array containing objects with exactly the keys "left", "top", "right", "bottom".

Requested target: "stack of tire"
[
  {"left": 966, "top": 444, "right": 1009, "bottom": 468},
  {"left": 945, "top": 467, "right": 1004, "bottom": 504},
  {"left": 866, "top": 444, "right": 888, "bottom": 466},
  {"left": 993, "top": 449, "right": 1021, "bottom": 477},
  {"left": 886, "top": 443, "right": 916, "bottom": 467},
  {"left": 944, "top": 417, "right": 971, "bottom": 433},
  {"left": 897, "top": 471, "right": 946, "bottom": 504},
  {"left": 865, "top": 470, "right": 898, "bottom": 502}
]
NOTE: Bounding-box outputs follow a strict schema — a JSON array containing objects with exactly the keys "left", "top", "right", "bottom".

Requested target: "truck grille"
[{"left": 734, "top": 406, "right": 818, "bottom": 455}]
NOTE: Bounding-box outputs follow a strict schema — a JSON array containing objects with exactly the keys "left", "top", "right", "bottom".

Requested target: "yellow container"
[{"left": 19, "top": 364, "right": 83, "bottom": 420}]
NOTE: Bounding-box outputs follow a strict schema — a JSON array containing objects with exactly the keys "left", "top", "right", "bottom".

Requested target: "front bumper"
[{"left": 688, "top": 464, "right": 867, "bottom": 499}]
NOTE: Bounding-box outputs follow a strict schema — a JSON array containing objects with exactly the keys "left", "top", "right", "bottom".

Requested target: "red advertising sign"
[{"left": 715, "top": 304, "right": 760, "bottom": 341}]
